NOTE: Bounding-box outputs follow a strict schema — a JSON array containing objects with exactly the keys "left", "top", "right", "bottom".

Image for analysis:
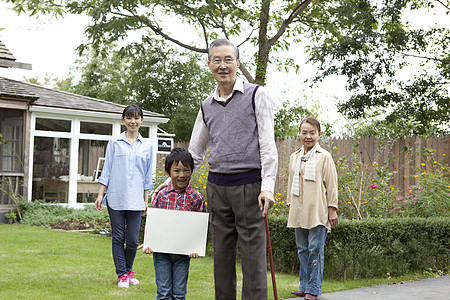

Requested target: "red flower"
[{"left": 370, "top": 184, "right": 378, "bottom": 189}]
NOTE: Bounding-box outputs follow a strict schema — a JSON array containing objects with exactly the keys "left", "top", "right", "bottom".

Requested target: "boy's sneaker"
[
  {"left": 128, "top": 272, "right": 139, "bottom": 285},
  {"left": 117, "top": 273, "right": 129, "bottom": 288}
]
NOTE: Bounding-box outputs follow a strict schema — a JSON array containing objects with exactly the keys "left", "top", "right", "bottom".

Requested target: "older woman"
[{"left": 286, "top": 117, "right": 338, "bottom": 300}]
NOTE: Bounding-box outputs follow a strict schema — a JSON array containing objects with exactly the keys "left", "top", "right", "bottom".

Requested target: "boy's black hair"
[
  {"left": 122, "top": 104, "right": 144, "bottom": 119},
  {"left": 165, "top": 148, "right": 195, "bottom": 175}
]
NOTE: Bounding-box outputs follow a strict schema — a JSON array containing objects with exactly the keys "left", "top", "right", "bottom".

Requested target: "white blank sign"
[{"left": 143, "top": 208, "right": 209, "bottom": 256}]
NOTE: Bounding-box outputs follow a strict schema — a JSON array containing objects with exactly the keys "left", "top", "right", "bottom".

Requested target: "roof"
[
  {"left": 0, "top": 41, "right": 16, "bottom": 61},
  {"left": 0, "top": 76, "right": 167, "bottom": 119},
  {"left": 0, "top": 41, "right": 32, "bottom": 70},
  {"left": 0, "top": 77, "right": 38, "bottom": 100}
]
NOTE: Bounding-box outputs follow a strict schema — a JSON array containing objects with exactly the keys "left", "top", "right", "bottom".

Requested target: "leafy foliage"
[
  {"left": 61, "top": 40, "right": 216, "bottom": 140},
  {"left": 6, "top": 0, "right": 450, "bottom": 132},
  {"left": 306, "top": 0, "right": 450, "bottom": 134},
  {"left": 344, "top": 117, "right": 441, "bottom": 139},
  {"left": 335, "top": 137, "right": 449, "bottom": 219},
  {"left": 18, "top": 199, "right": 109, "bottom": 226},
  {"left": 5, "top": 0, "right": 317, "bottom": 85},
  {"left": 274, "top": 100, "right": 311, "bottom": 138}
]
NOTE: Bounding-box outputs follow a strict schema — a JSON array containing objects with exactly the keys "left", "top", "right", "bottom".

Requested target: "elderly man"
[{"left": 189, "top": 38, "right": 278, "bottom": 300}]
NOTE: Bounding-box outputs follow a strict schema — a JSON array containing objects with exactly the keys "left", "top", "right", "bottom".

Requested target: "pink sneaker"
[
  {"left": 117, "top": 273, "right": 129, "bottom": 288},
  {"left": 128, "top": 271, "right": 139, "bottom": 285}
]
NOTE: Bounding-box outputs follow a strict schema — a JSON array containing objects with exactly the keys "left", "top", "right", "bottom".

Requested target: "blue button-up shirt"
[{"left": 98, "top": 132, "right": 154, "bottom": 211}]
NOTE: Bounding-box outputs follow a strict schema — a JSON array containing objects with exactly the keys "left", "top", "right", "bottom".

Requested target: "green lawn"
[{"left": 0, "top": 224, "right": 432, "bottom": 299}]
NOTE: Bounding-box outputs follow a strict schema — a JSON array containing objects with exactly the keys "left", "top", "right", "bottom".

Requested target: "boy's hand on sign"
[
  {"left": 188, "top": 253, "right": 199, "bottom": 258},
  {"left": 138, "top": 244, "right": 153, "bottom": 254}
]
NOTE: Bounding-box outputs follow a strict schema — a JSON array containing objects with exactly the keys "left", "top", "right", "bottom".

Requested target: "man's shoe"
[
  {"left": 128, "top": 272, "right": 139, "bottom": 285},
  {"left": 291, "top": 291, "right": 306, "bottom": 297},
  {"left": 117, "top": 273, "right": 129, "bottom": 288},
  {"left": 305, "top": 293, "right": 317, "bottom": 300}
]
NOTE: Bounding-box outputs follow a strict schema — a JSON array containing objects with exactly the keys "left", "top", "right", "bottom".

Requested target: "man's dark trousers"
[{"left": 207, "top": 181, "right": 268, "bottom": 300}]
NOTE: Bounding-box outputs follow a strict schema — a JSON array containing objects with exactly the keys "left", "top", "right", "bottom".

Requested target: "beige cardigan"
[{"left": 286, "top": 147, "right": 338, "bottom": 232}]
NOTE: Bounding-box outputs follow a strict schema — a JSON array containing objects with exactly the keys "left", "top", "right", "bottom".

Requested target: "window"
[
  {"left": 77, "top": 140, "right": 107, "bottom": 203},
  {"left": 0, "top": 108, "right": 24, "bottom": 205},
  {"left": 80, "top": 122, "right": 112, "bottom": 135},
  {"left": 32, "top": 137, "right": 70, "bottom": 203},
  {"left": 35, "top": 118, "right": 71, "bottom": 132},
  {"left": 0, "top": 109, "right": 23, "bottom": 173}
]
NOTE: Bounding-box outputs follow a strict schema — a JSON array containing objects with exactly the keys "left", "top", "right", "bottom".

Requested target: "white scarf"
[{"left": 291, "top": 143, "right": 322, "bottom": 196}]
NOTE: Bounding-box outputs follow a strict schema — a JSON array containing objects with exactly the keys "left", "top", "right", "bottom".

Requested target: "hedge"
[{"left": 268, "top": 215, "right": 449, "bottom": 279}]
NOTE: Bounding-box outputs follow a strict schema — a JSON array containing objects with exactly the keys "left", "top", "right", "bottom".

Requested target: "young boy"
[{"left": 142, "top": 148, "right": 206, "bottom": 300}]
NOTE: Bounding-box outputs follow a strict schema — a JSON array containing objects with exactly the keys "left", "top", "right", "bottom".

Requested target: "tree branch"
[
  {"left": 237, "top": 28, "right": 257, "bottom": 48},
  {"left": 196, "top": 16, "right": 210, "bottom": 51},
  {"left": 267, "top": 0, "right": 313, "bottom": 47},
  {"left": 239, "top": 63, "right": 255, "bottom": 83},
  {"left": 121, "top": 10, "right": 208, "bottom": 54},
  {"left": 435, "top": 0, "right": 450, "bottom": 11},
  {"left": 397, "top": 51, "right": 450, "bottom": 64}
]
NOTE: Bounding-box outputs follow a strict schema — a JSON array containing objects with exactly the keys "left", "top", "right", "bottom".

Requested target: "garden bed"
[{"left": 49, "top": 220, "right": 108, "bottom": 230}]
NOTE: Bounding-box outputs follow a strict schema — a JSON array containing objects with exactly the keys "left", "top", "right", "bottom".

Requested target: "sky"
[
  {"left": 0, "top": 3, "right": 90, "bottom": 81},
  {"left": 1, "top": 2, "right": 447, "bottom": 135}
]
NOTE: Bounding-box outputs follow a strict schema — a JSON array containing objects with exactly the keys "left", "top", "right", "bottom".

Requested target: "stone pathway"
[{"left": 282, "top": 275, "right": 450, "bottom": 300}]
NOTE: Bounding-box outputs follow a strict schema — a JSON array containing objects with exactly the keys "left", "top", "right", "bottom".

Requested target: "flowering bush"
[
  {"left": 155, "top": 138, "right": 449, "bottom": 220},
  {"left": 271, "top": 191, "right": 289, "bottom": 216},
  {"left": 334, "top": 137, "right": 402, "bottom": 219},
  {"left": 336, "top": 141, "right": 449, "bottom": 219},
  {"left": 399, "top": 160, "right": 450, "bottom": 217}
]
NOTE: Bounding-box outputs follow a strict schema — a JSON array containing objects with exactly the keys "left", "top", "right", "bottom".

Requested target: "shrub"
[
  {"left": 335, "top": 138, "right": 449, "bottom": 219},
  {"left": 268, "top": 216, "right": 450, "bottom": 279},
  {"left": 18, "top": 199, "right": 109, "bottom": 227},
  {"left": 401, "top": 155, "right": 450, "bottom": 217}
]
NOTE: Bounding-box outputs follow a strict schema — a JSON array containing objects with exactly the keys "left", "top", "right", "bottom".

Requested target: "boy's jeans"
[
  {"left": 107, "top": 206, "right": 142, "bottom": 277},
  {"left": 153, "top": 252, "right": 191, "bottom": 300},
  {"left": 295, "top": 225, "right": 327, "bottom": 296}
]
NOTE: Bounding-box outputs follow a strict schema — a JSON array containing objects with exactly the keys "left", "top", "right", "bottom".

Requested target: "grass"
[{"left": 0, "top": 224, "right": 436, "bottom": 299}]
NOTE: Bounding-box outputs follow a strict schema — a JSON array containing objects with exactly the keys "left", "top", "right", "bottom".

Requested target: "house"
[{"left": 0, "top": 41, "right": 169, "bottom": 218}]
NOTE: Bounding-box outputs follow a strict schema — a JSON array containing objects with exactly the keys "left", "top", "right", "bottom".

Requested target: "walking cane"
[{"left": 265, "top": 214, "right": 278, "bottom": 300}]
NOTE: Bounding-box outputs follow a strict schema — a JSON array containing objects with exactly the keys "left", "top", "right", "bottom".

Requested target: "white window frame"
[{"left": 28, "top": 107, "right": 161, "bottom": 208}]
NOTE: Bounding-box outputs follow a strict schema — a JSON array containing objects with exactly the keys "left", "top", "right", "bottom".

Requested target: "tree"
[
  {"left": 274, "top": 97, "right": 336, "bottom": 137},
  {"left": 7, "top": 0, "right": 449, "bottom": 133},
  {"left": 274, "top": 101, "right": 311, "bottom": 138},
  {"left": 5, "top": 0, "right": 315, "bottom": 85},
  {"left": 61, "top": 40, "right": 216, "bottom": 140},
  {"left": 305, "top": 0, "right": 450, "bottom": 134}
]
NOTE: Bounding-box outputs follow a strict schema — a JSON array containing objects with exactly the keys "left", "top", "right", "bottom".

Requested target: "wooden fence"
[{"left": 157, "top": 135, "right": 449, "bottom": 196}]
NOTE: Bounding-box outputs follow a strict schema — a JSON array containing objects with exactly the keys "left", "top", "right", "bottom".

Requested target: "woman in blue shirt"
[{"left": 95, "top": 104, "right": 154, "bottom": 288}]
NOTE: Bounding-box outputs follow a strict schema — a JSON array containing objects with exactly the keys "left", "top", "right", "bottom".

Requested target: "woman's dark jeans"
[{"left": 107, "top": 206, "right": 142, "bottom": 277}]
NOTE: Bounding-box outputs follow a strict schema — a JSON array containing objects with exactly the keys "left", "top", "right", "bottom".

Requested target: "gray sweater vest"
[{"left": 201, "top": 81, "right": 262, "bottom": 175}]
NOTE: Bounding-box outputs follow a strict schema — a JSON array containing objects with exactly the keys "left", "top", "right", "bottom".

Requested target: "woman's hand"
[
  {"left": 142, "top": 201, "right": 148, "bottom": 216},
  {"left": 328, "top": 207, "right": 338, "bottom": 228},
  {"left": 94, "top": 195, "right": 103, "bottom": 211}
]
